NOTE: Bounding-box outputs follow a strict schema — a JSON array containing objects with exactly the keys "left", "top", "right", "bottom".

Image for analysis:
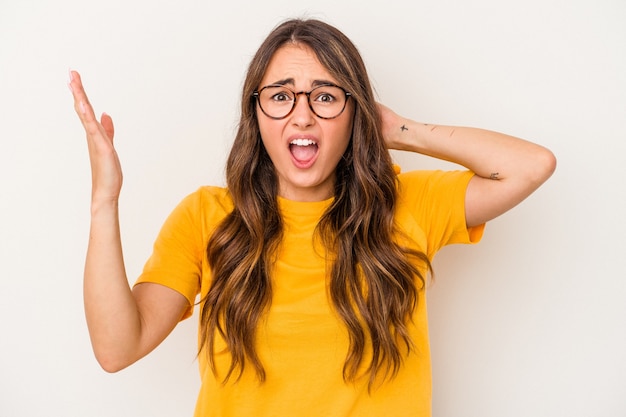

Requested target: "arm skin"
[
  {"left": 69, "top": 71, "right": 189, "bottom": 372},
  {"left": 378, "top": 104, "right": 557, "bottom": 227}
]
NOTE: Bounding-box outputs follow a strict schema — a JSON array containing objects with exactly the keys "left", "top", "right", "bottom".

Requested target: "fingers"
[
  {"left": 69, "top": 70, "right": 116, "bottom": 141},
  {"left": 101, "top": 113, "right": 115, "bottom": 143},
  {"left": 69, "top": 70, "right": 90, "bottom": 120},
  {"left": 69, "top": 70, "right": 103, "bottom": 134}
]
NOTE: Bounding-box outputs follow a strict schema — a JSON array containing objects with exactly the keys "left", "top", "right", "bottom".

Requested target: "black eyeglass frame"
[{"left": 252, "top": 83, "right": 352, "bottom": 120}]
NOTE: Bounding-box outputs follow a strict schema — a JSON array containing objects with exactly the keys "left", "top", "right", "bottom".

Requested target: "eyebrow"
[{"left": 270, "top": 78, "right": 337, "bottom": 88}]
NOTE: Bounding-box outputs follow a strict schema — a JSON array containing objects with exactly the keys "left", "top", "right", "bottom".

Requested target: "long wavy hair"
[{"left": 200, "top": 18, "right": 431, "bottom": 389}]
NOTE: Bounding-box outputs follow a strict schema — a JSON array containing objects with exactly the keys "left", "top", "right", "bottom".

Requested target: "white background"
[{"left": 1, "top": 0, "right": 625, "bottom": 416}]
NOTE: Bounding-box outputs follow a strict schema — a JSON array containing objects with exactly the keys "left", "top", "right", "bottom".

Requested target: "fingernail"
[{"left": 68, "top": 70, "right": 75, "bottom": 94}]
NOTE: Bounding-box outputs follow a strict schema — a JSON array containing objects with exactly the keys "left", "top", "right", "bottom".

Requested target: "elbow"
[
  {"left": 93, "top": 349, "right": 134, "bottom": 373},
  {"left": 97, "top": 356, "right": 128, "bottom": 374},
  {"left": 531, "top": 146, "right": 557, "bottom": 187},
  {"left": 542, "top": 147, "right": 558, "bottom": 181},
  {"left": 99, "top": 361, "right": 126, "bottom": 374}
]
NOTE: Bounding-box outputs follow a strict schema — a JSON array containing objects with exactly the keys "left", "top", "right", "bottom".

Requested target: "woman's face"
[{"left": 257, "top": 43, "right": 353, "bottom": 202}]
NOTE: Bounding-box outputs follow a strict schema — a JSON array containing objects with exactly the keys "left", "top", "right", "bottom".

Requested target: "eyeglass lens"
[{"left": 257, "top": 85, "right": 348, "bottom": 119}]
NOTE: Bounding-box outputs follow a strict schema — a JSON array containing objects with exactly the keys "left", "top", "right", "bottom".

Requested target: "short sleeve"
[
  {"left": 134, "top": 189, "right": 206, "bottom": 320},
  {"left": 396, "top": 170, "right": 485, "bottom": 258}
]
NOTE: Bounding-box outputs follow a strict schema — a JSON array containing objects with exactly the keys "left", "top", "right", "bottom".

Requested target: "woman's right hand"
[
  {"left": 69, "top": 71, "right": 189, "bottom": 372},
  {"left": 69, "top": 71, "right": 123, "bottom": 206}
]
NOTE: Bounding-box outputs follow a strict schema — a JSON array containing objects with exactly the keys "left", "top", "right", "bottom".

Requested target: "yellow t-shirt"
[{"left": 136, "top": 170, "right": 484, "bottom": 417}]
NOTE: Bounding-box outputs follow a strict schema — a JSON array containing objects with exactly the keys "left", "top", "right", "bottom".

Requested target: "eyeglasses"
[{"left": 253, "top": 83, "right": 351, "bottom": 120}]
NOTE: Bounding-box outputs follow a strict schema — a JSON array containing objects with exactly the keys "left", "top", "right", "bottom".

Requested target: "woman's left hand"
[{"left": 377, "top": 103, "right": 408, "bottom": 151}]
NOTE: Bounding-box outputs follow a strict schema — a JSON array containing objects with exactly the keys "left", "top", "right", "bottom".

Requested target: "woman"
[{"left": 69, "top": 18, "right": 555, "bottom": 417}]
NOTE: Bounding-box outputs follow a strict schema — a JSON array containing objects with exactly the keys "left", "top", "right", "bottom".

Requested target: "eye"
[
  {"left": 317, "top": 93, "right": 335, "bottom": 103},
  {"left": 268, "top": 88, "right": 294, "bottom": 102},
  {"left": 312, "top": 90, "right": 337, "bottom": 103},
  {"left": 311, "top": 85, "right": 344, "bottom": 104}
]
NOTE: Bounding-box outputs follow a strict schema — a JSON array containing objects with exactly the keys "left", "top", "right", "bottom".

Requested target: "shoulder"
[
  {"left": 175, "top": 185, "right": 233, "bottom": 214},
  {"left": 162, "top": 185, "right": 233, "bottom": 236},
  {"left": 396, "top": 170, "right": 474, "bottom": 199},
  {"left": 192, "top": 186, "right": 234, "bottom": 212}
]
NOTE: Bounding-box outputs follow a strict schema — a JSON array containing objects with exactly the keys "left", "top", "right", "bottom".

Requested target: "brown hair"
[{"left": 200, "top": 18, "right": 431, "bottom": 389}]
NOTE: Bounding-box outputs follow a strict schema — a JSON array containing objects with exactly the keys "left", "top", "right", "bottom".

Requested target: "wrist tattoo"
[
  {"left": 490, "top": 172, "right": 500, "bottom": 180},
  {"left": 400, "top": 124, "right": 408, "bottom": 132}
]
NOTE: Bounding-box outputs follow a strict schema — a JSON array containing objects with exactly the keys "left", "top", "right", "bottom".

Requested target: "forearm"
[
  {"left": 391, "top": 119, "right": 554, "bottom": 185},
  {"left": 84, "top": 200, "right": 143, "bottom": 372},
  {"left": 379, "top": 102, "right": 556, "bottom": 225}
]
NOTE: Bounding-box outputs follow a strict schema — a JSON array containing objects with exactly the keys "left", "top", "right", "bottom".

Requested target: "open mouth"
[{"left": 289, "top": 138, "right": 318, "bottom": 167}]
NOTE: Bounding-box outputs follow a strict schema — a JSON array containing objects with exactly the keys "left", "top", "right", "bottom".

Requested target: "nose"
[{"left": 290, "top": 92, "right": 315, "bottom": 127}]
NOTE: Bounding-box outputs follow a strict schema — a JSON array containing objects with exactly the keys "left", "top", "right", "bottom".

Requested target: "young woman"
[{"left": 69, "top": 18, "right": 556, "bottom": 417}]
